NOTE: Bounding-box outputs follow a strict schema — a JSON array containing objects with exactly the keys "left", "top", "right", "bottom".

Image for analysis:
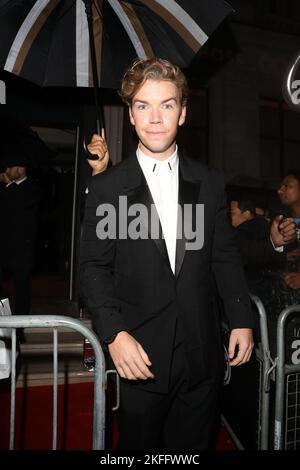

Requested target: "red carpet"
[{"left": 0, "top": 382, "right": 236, "bottom": 450}]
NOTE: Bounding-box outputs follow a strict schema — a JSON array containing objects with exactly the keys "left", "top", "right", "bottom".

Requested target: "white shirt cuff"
[{"left": 270, "top": 236, "right": 284, "bottom": 252}]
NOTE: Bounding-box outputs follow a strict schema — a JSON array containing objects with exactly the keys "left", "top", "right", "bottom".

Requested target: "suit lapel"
[
  {"left": 122, "top": 153, "right": 202, "bottom": 278},
  {"left": 123, "top": 155, "right": 171, "bottom": 273},
  {"left": 175, "top": 155, "right": 202, "bottom": 278}
]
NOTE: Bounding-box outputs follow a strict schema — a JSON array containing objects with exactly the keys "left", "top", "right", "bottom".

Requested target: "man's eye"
[
  {"left": 137, "top": 104, "right": 147, "bottom": 110},
  {"left": 163, "top": 104, "right": 173, "bottom": 109}
]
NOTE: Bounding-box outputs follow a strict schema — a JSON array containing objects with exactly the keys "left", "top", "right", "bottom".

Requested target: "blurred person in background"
[
  {"left": 230, "top": 198, "right": 295, "bottom": 270},
  {"left": 277, "top": 173, "right": 300, "bottom": 290},
  {"left": 0, "top": 152, "right": 41, "bottom": 325}
]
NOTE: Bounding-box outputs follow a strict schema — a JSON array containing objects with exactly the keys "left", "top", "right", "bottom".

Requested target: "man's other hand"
[
  {"left": 108, "top": 331, "right": 155, "bottom": 381},
  {"left": 228, "top": 328, "right": 254, "bottom": 366}
]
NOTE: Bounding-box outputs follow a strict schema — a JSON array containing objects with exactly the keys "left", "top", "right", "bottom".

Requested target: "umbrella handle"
[
  {"left": 82, "top": 0, "right": 105, "bottom": 128},
  {"left": 82, "top": 137, "right": 99, "bottom": 161},
  {"left": 82, "top": 118, "right": 103, "bottom": 160},
  {"left": 82, "top": 0, "right": 105, "bottom": 159}
]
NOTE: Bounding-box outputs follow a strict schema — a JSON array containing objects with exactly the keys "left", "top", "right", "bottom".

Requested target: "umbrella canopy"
[{"left": 0, "top": 0, "right": 233, "bottom": 90}]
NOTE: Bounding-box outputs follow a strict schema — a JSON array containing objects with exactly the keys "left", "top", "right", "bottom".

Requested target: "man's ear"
[
  {"left": 179, "top": 105, "right": 187, "bottom": 126},
  {"left": 129, "top": 107, "right": 135, "bottom": 126}
]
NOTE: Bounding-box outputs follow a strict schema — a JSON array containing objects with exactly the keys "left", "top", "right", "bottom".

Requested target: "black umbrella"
[
  {"left": 0, "top": 0, "right": 233, "bottom": 133},
  {"left": 0, "top": 0, "right": 234, "bottom": 300}
]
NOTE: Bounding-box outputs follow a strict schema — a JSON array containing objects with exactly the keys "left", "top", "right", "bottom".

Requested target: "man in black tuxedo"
[
  {"left": 0, "top": 156, "right": 40, "bottom": 317},
  {"left": 80, "top": 58, "right": 254, "bottom": 450}
]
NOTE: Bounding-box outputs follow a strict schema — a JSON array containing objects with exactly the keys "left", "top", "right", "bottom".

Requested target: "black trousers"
[
  {"left": 116, "top": 338, "right": 222, "bottom": 450},
  {"left": 12, "top": 269, "right": 31, "bottom": 315},
  {"left": 0, "top": 267, "right": 31, "bottom": 315}
]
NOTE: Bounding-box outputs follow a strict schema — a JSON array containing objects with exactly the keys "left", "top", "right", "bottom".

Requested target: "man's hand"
[
  {"left": 283, "top": 272, "right": 300, "bottom": 289},
  {"left": 108, "top": 331, "right": 155, "bottom": 381},
  {"left": 87, "top": 130, "right": 109, "bottom": 176},
  {"left": 228, "top": 328, "right": 254, "bottom": 366},
  {"left": 270, "top": 215, "right": 296, "bottom": 247}
]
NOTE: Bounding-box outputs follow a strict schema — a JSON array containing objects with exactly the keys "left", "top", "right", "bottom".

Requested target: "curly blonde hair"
[{"left": 120, "top": 57, "right": 188, "bottom": 107}]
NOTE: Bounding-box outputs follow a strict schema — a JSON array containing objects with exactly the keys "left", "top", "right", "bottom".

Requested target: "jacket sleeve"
[
  {"left": 235, "top": 230, "right": 286, "bottom": 268},
  {"left": 211, "top": 173, "right": 255, "bottom": 330},
  {"left": 79, "top": 176, "right": 127, "bottom": 343}
]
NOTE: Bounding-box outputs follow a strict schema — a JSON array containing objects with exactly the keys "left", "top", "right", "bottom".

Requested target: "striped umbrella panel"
[{"left": 0, "top": 0, "right": 233, "bottom": 89}]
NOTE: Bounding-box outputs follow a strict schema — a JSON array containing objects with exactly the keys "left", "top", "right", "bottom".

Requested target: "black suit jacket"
[
  {"left": 80, "top": 152, "right": 254, "bottom": 393},
  {"left": 0, "top": 178, "right": 40, "bottom": 269}
]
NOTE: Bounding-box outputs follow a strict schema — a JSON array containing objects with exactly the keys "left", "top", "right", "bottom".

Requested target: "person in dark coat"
[
  {"left": 80, "top": 58, "right": 254, "bottom": 450},
  {"left": 230, "top": 199, "right": 295, "bottom": 272},
  {"left": 0, "top": 155, "right": 40, "bottom": 317}
]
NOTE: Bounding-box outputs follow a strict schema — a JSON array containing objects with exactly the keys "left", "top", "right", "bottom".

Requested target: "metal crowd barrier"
[
  {"left": 0, "top": 315, "right": 108, "bottom": 450},
  {"left": 273, "top": 305, "right": 300, "bottom": 450},
  {"left": 221, "top": 293, "right": 274, "bottom": 450},
  {"left": 249, "top": 293, "right": 275, "bottom": 450},
  {"left": 222, "top": 295, "right": 300, "bottom": 450}
]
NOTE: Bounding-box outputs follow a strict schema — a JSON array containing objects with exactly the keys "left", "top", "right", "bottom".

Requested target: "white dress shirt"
[{"left": 137, "top": 146, "right": 179, "bottom": 274}]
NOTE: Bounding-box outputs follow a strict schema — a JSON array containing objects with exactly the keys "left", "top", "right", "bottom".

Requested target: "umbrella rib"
[
  {"left": 106, "top": 0, "right": 147, "bottom": 59},
  {"left": 154, "top": 0, "right": 208, "bottom": 45},
  {"left": 76, "top": 0, "right": 90, "bottom": 87},
  {"left": 140, "top": 0, "right": 208, "bottom": 51},
  {"left": 4, "top": 0, "right": 60, "bottom": 77},
  {"left": 93, "top": 0, "right": 103, "bottom": 19}
]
